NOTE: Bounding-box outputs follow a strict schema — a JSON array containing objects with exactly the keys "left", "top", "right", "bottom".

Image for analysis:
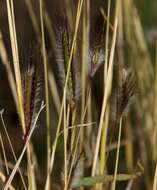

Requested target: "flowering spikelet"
[
  {"left": 55, "top": 25, "right": 80, "bottom": 108},
  {"left": 88, "top": 45, "right": 105, "bottom": 78},
  {"left": 115, "top": 68, "right": 135, "bottom": 122},
  {"left": 22, "top": 48, "right": 42, "bottom": 139},
  {"left": 55, "top": 25, "right": 105, "bottom": 108},
  {"left": 110, "top": 68, "right": 136, "bottom": 128}
]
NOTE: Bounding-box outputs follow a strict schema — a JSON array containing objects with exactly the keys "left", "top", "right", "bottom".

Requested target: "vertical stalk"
[
  {"left": 80, "top": 0, "right": 90, "bottom": 153},
  {"left": 100, "top": 105, "right": 110, "bottom": 174},
  {"left": 153, "top": 40, "right": 157, "bottom": 161},
  {"left": 6, "top": 0, "right": 37, "bottom": 189},
  {"left": 92, "top": 19, "right": 118, "bottom": 176},
  {"left": 104, "top": 0, "right": 111, "bottom": 83},
  {"left": 6, "top": 0, "right": 25, "bottom": 133},
  {"left": 39, "top": 0, "right": 51, "bottom": 189},
  {"left": 153, "top": 161, "right": 157, "bottom": 190},
  {"left": 45, "top": 1, "right": 84, "bottom": 189},
  {"left": 99, "top": 1, "right": 112, "bottom": 185},
  {"left": 111, "top": 118, "right": 123, "bottom": 190},
  {"left": 63, "top": 94, "right": 68, "bottom": 190}
]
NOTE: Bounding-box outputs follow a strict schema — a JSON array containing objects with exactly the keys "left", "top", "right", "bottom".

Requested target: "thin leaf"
[{"left": 72, "top": 173, "right": 141, "bottom": 188}]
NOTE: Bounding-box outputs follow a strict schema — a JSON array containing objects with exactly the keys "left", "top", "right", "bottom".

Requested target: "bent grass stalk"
[
  {"left": 0, "top": 172, "right": 15, "bottom": 190},
  {"left": 0, "top": 133, "right": 9, "bottom": 175},
  {"left": 0, "top": 110, "right": 27, "bottom": 190},
  {"left": 4, "top": 103, "right": 45, "bottom": 190}
]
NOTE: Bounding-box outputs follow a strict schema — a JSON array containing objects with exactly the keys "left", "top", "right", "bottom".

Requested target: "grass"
[{"left": 0, "top": 0, "right": 157, "bottom": 189}]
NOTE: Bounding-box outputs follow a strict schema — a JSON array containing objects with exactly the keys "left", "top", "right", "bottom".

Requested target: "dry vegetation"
[{"left": 0, "top": 0, "right": 157, "bottom": 190}]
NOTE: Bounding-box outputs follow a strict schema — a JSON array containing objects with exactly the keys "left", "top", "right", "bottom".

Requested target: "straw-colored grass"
[{"left": 0, "top": 0, "right": 157, "bottom": 190}]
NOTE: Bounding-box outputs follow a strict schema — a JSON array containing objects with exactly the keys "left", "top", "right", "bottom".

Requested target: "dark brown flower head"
[
  {"left": 22, "top": 48, "right": 42, "bottom": 139},
  {"left": 110, "top": 68, "right": 136, "bottom": 128},
  {"left": 116, "top": 68, "right": 136, "bottom": 120}
]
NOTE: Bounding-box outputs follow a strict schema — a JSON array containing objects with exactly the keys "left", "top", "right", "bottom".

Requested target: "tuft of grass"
[{"left": 0, "top": 0, "right": 157, "bottom": 189}]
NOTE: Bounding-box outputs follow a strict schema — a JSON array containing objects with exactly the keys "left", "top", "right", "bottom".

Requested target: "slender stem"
[
  {"left": 104, "top": 0, "right": 111, "bottom": 83},
  {"left": 153, "top": 162, "right": 157, "bottom": 190},
  {"left": 4, "top": 103, "right": 45, "bottom": 190},
  {"left": 39, "top": 0, "right": 51, "bottom": 179},
  {"left": 63, "top": 94, "right": 68, "bottom": 190},
  {"left": 111, "top": 118, "right": 123, "bottom": 190},
  {"left": 6, "top": 0, "right": 25, "bottom": 133},
  {"left": 45, "top": 2, "right": 84, "bottom": 189},
  {"left": 1, "top": 110, "right": 27, "bottom": 189},
  {"left": 92, "top": 19, "right": 118, "bottom": 176}
]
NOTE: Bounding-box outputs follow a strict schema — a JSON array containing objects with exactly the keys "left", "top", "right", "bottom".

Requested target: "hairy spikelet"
[
  {"left": 22, "top": 47, "right": 42, "bottom": 139},
  {"left": 116, "top": 68, "right": 135, "bottom": 122},
  {"left": 55, "top": 25, "right": 81, "bottom": 108},
  {"left": 55, "top": 24, "right": 105, "bottom": 108},
  {"left": 88, "top": 45, "right": 105, "bottom": 78},
  {"left": 110, "top": 68, "right": 135, "bottom": 127}
]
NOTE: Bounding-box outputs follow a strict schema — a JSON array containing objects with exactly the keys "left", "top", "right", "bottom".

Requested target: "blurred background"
[{"left": 0, "top": 0, "right": 157, "bottom": 189}]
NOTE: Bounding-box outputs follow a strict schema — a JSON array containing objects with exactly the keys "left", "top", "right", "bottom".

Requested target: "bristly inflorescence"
[
  {"left": 22, "top": 48, "right": 42, "bottom": 140},
  {"left": 55, "top": 24, "right": 105, "bottom": 108},
  {"left": 115, "top": 68, "right": 136, "bottom": 123},
  {"left": 55, "top": 25, "right": 81, "bottom": 108},
  {"left": 88, "top": 44, "right": 105, "bottom": 78}
]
